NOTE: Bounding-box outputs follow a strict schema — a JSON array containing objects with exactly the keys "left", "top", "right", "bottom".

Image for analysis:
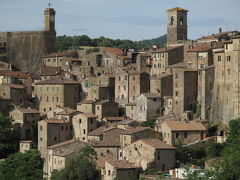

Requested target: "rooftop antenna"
[{"left": 48, "top": 0, "right": 51, "bottom": 8}]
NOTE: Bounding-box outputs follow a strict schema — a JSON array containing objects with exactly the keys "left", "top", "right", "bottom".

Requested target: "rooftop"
[
  {"left": 92, "top": 140, "right": 120, "bottom": 147},
  {"left": 36, "top": 77, "right": 80, "bottom": 85},
  {"left": 121, "top": 126, "right": 150, "bottom": 135},
  {"left": 164, "top": 120, "right": 207, "bottom": 132},
  {"left": 16, "top": 107, "right": 39, "bottom": 114},
  {"left": 167, "top": 7, "right": 188, "bottom": 12},
  {"left": 42, "top": 119, "right": 70, "bottom": 124},
  {"left": 52, "top": 148, "right": 75, "bottom": 157},
  {"left": 48, "top": 139, "right": 83, "bottom": 149},
  {"left": 106, "top": 159, "right": 139, "bottom": 169},
  {"left": 142, "top": 93, "right": 161, "bottom": 99},
  {"left": 140, "top": 139, "right": 175, "bottom": 150}
]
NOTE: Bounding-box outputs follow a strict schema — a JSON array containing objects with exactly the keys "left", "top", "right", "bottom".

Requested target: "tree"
[
  {"left": 0, "top": 150, "right": 43, "bottom": 180},
  {"left": 51, "top": 145, "right": 100, "bottom": 180},
  {"left": 0, "top": 114, "right": 19, "bottom": 159}
]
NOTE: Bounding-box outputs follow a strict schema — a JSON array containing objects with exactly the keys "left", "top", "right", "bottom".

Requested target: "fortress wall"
[{"left": 5, "top": 31, "right": 56, "bottom": 73}]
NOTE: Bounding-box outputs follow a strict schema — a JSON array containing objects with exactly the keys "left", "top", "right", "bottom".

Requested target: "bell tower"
[
  {"left": 44, "top": 8, "right": 56, "bottom": 32},
  {"left": 167, "top": 7, "right": 188, "bottom": 44}
]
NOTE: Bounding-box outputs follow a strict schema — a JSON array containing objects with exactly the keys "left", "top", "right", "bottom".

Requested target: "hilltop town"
[{"left": 0, "top": 5, "right": 240, "bottom": 180}]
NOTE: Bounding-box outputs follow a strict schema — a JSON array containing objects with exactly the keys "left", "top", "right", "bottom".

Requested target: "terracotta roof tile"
[
  {"left": 36, "top": 77, "right": 81, "bottom": 85},
  {"left": 165, "top": 120, "right": 207, "bottom": 131},
  {"left": 16, "top": 107, "right": 39, "bottom": 114},
  {"left": 48, "top": 139, "right": 83, "bottom": 149},
  {"left": 121, "top": 126, "right": 150, "bottom": 135},
  {"left": 106, "top": 159, "right": 139, "bottom": 169},
  {"left": 140, "top": 139, "right": 175, "bottom": 149},
  {"left": 92, "top": 140, "right": 120, "bottom": 147},
  {"left": 167, "top": 7, "right": 188, "bottom": 12}
]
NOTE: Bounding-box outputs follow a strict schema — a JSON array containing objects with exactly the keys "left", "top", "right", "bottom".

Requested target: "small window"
[
  {"left": 176, "top": 133, "right": 179, "bottom": 138},
  {"left": 79, "top": 119, "right": 82, "bottom": 123},
  {"left": 107, "top": 150, "right": 110, "bottom": 153},
  {"left": 84, "top": 129, "right": 86, "bottom": 134},
  {"left": 218, "top": 56, "right": 221, "bottom": 62},
  {"left": 133, "top": 76, "right": 135, "bottom": 80},
  {"left": 40, "top": 126, "right": 43, "bottom": 131},
  {"left": 175, "top": 91, "right": 178, "bottom": 96},
  {"left": 54, "top": 137, "right": 57, "bottom": 141},
  {"left": 108, "top": 170, "right": 111, "bottom": 176},
  {"left": 184, "top": 132, "right": 188, "bottom": 138},
  {"left": 61, "top": 126, "right": 64, "bottom": 131}
]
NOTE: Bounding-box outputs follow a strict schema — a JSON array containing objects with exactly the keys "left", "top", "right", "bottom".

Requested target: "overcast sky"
[{"left": 0, "top": 0, "right": 239, "bottom": 41}]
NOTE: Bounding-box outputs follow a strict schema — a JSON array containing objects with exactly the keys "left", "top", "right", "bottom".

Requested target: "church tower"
[
  {"left": 44, "top": 8, "right": 56, "bottom": 32},
  {"left": 167, "top": 7, "right": 188, "bottom": 44}
]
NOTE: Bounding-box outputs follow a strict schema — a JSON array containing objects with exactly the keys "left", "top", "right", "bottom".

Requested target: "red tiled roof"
[
  {"left": 16, "top": 107, "right": 39, "bottom": 114},
  {"left": 140, "top": 139, "right": 175, "bottom": 149},
  {"left": 48, "top": 139, "right": 83, "bottom": 149},
  {"left": 36, "top": 77, "right": 81, "bottom": 85},
  {"left": 121, "top": 126, "right": 150, "bottom": 135},
  {"left": 92, "top": 140, "right": 120, "bottom": 147},
  {"left": 44, "top": 50, "right": 77, "bottom": 58},
  {"left": 164, "top": 120, "right": 207, "bottom": 131},
  {"left": 3, "top": 84, "right": 26, "bottom": 89},
  {"left": 167, "top": 7, "right": 188, "bottom": 12},
  {"left": 106, "top": 159, "right": 139, "bottom": 169}
]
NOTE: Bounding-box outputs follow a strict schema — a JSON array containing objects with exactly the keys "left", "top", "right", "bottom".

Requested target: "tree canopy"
[
  {"left": 0, "top": 114, "right": 19, "bottom": 159},
  {"left": 56, "top": 34, "right": 167, "bottom": 51},
  {"left": 51, "top": 145, "right": 100, "bottom": 180},
  {"left": 0, "top": 150, "right": 43, "bottom": 180}
]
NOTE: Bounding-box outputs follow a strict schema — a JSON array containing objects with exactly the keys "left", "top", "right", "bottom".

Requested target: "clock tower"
[{"left": 44, "top": 8, "right": 56, "bottom": 32}]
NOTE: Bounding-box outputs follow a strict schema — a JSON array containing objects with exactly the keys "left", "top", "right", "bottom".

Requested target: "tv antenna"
[{"left": 48, "top": 0, "right": 51, "bottom": 8}]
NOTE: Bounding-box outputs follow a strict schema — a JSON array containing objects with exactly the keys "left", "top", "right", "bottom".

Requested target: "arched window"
[
  {"left": 170, "top": 16, "right": 174, "bottom": 25},
  {"left": 180, "top": 16, "right": 184, "bottom": 26}
]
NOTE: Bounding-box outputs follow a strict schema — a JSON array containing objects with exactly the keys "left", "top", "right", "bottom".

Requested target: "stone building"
[
  {"left": 35, "top": 77, "right": 81, "bottom": 115},
  {"left": 72, "top": 113, "right": 97, "bottom": 142},
  {"left": 210, "top": 35, "right": 240, "bottom": 124},
  {"left": 171, "top": 68, "right": 198, "bottom": 117},
  {"left": 77, "top": 100, "right": 95, "bottom": 114},
  {"left": 19, "top": 140, "right": 34, "bottom": 153},
  {"left": 0, "top": 83, "right": 27, "bottom": 105},
  {"left": 10, "top": 107, "right": 40, "bottom": 141},
  {"left": 98, "top": 158, "right": 140, "bottom": 180},
  {"left": 120, "top": 139, "right": 176, "bottom": 171},
  {"left": 132, "top": 93, "right": 161, "bottom": 122},
  {"left": 115, "top": 68, "right": 150, "bottom": 106},
  {"left": 47, "top": 107, "right": 80, "bottom": 122},
  {"left": 136, "top": 53, "right": 152, "bottom": 73},
  {"left": 119, "top": 126, "right": 161, "bottom": 147},
  {"left": 0, "top": 8, "right": 56, "bottom": 73},
  {"left": 46, "top": 140, "right": 86, "bottom": 179},
  {"left": 160, "top": 120, "right": 207, "bottom": 145},
  {"left": 95, "top": 100, "right": 119, "bottom": 121},
  {"left": 92, "top": 140, "right": 121, "bottom": 159},
  {"left": 86, "top": 85, "right": 113, "bottom": 101},
  {"left": 43, "top": 50, "right": 79, "bottom": 68},
  {"left": 151, "top": 46, "right": 184, "bottom": 76},
  {"left": 38, "top": 119, "right": 71, "bottom": 159}
]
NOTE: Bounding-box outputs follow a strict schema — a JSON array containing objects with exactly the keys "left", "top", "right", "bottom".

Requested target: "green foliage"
[
  {"left": 51, "top": 145, "right": 100, "bottom": 180},
  {"left": 184, "top": 118, "right": 240, "bottom": 180},
  {"left": 206, "top": 143, "right": 225, "bottom": 158},
  {"left": 194, "top": 103, "right": 201, "bottom": 119},
  {"left": 56, "top": 35, "right": 167, "bottom": 51},
  {"left": 175, "top": 144, "right": 206, "bottom": 167},
  {"left": 0, "top": 114, "right": 19, "bottom": 158},
  {"left": 141, "top": 119, "right": 156, "bottom": 128},
  {"left": 207, "top": 125, "right": 218, "bottom": 137},
  {"left": 0, "top": 150, "right": 43, "bottom": 180}
]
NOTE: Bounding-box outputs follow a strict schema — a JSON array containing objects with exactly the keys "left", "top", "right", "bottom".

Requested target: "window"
[
  {"left": 40, "top": 96, "right": 42, "bottom": 101},
  {"left": 61, "top": 126, "right": 64, "bottom": 131},
  {"left": 54, "top": 137, "right": 57, "bottom": 141},
  {"left": 46, "top": 97, "right": 49, "bottom": 102},
  {"left": 227, "top": 69, "right": 230, "bottom": 76},
  {"left": 170, "top": 16, "right": 174, "bottom": 25},
  {"left": 157, "top": 151, "right": 160, "bottom": 160},
  {"left": 180, "top": 16, "right": 184, "bottom": 26},
  {"left": 79, "top": 119, "right": 82, "bottom": 123},
  {"left": 84, "top": 129, "right": 86, "bottom": 134},
  {"left": 218, "top": 56, "right": 221, "bottom": 62},
  {"left": 175, "top": 91, "right": 178, "bottom": 96},
  {"left": 90, "top": 119, "right": 93, "bottom": 124},
  {"left": 133, "top": 76, "right": 135, "bottom": 80},
  {"left": 107, "top": 149, "right": 110, "bottom": 153},
  {"left": 225, "top": 44, "right": 228, "bottom": 50},
  {"left": 133, "top": 86, "right": 135, "bottom": 91},
  {"left": 56, "top": 97, "right": 59, "bottom": 102},
  {"left": 176, "top": 133, "right": 179, "bottom": 138},
  {"left": 122, "top": 95, "right": 124, "bottom": 99},
  {"left": 227, "top": 56, "right": 231, "bottom": 61},
  {"left": 108, "top": 170, "right": 111, "bottom": 176},
  {"left": 184, "top": 132, "right": 188, "bottom": 138},
  {"left": 40, "top": 138, "right": 42, "bottom": 141},
  {"left": 118, "top": 76, "right": 121, "bottom": 81},
  {"left": 175, "top": 74, "right": 178, "bottom": 79},
  {"left": 124, "top": 85, "right": 126, "bottom": 90},
  {"left": 125, "top": 75, "right": 127, "bottom": 80}
]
